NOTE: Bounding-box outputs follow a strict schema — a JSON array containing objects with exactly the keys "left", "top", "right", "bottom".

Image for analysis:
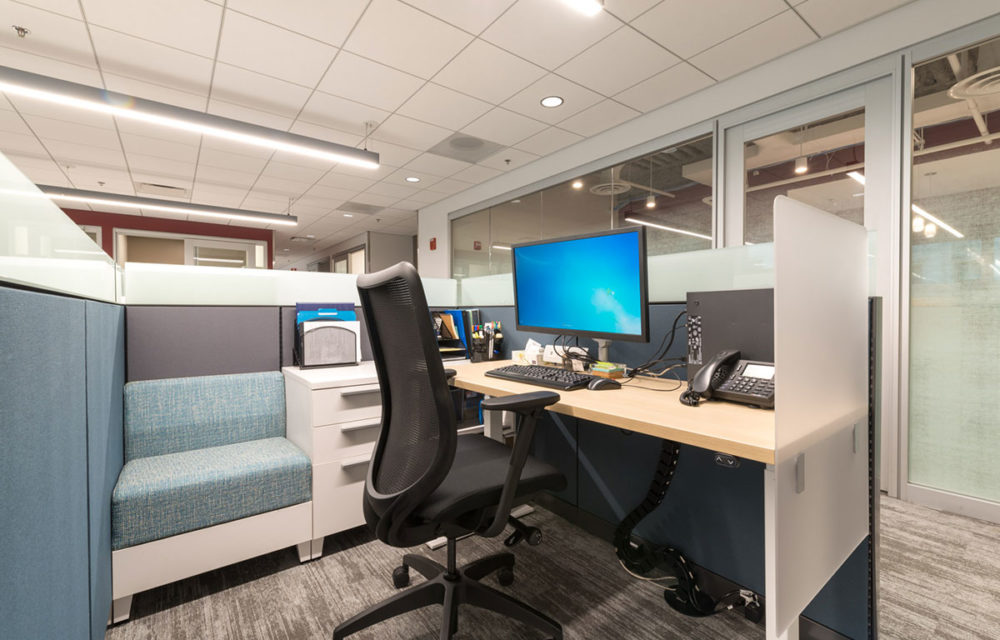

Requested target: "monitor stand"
[{"left": 594, "top": 338, "right": 612, "bottom": 362}]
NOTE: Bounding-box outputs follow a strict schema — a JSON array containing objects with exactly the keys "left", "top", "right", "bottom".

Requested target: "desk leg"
[{"left": 765, "top": 464, "right": 800, "bottom": 640}]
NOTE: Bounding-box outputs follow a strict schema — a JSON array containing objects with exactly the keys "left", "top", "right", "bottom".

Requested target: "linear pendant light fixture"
[
  {"left": 27, "top": 185, "right": 299, "bottom": 226},
  {"left": 0, "top": 65, "right": 379, "bottom": 169},
  {"left": 624, "top": 216, "right": 711, "bottom": 241}
]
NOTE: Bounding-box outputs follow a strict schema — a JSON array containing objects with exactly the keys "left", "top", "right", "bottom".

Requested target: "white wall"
[
  {"left": 416, "top": 0, "right": 1000, "bottom": 277},
  {"left": 368, "top": 232, "right": 415, "bottom": 272}
]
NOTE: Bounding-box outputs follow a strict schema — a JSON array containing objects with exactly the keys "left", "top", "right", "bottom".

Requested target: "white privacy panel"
[
  {"left": 422, "top": 277, "right": 458, "bottom": 308},
  {"left": 458, "top": 273, "right": 515, "bottom": 307},
  {"left": 0, "top": 153, "right": 116, "bottom": 302},
  {"left": 768, "top": 196, "right": 868, "bottom": 637},
  {"left": 648, "top": 243, "right": 775, "bottom": 302}
]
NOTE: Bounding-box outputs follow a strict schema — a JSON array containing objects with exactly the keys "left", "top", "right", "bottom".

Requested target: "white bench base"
[{"left": 110, "top": 501, "right": 314, "bottom": 624}]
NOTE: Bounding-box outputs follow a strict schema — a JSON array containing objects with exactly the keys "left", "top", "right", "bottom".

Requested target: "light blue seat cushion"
[
  {"left": 124, "top": 371, "right": 286, "bottom": 461},
  {"left": 112, "top": 437, "right": 311, "bottom": 550}
]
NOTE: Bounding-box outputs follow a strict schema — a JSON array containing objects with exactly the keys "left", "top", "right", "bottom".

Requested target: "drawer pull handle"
[
  {"left": 340, "top": 384, "right": 381, "bottom": 398},
  {"left": 341, "top": 419, "right": 381, "bottom": 433},
  {"left": 341, "top": 454, "right": 373, "bottom": 469}
]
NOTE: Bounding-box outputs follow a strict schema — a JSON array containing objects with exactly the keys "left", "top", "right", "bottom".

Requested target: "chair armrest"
[
  {"left": 444, "top": 368, "right": 456, "bottom": 381},
  {"left": 481, "top": 391, "right": 559, "bottom": 413},
  {"left": 478, "top": 391, "right": 560, "bottom": 538}
]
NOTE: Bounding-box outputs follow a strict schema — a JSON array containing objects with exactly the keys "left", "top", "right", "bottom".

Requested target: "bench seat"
[{"left": 112, "top": 437, "right": 311, "bottom": 550}]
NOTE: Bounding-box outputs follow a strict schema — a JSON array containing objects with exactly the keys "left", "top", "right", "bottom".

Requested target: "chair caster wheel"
[
  {"left": 525, "top": 527, "right": 542, "bottom": 546},
  {"left": 392, "top": 565, "right": 410, "bottom": 588},
  {"left": 497, "top": 567, "right": 514, "bottom": 587},
  {"left": 744, "top": 600, "right": 763, "bottom": 623},
  {"left": 504, "top": 531, "right": 523, "bottom": 547}
]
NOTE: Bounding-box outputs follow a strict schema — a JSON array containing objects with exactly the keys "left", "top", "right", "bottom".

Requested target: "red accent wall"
[{"left": 62, "top": 208, "right": 274, "bottom": 268}]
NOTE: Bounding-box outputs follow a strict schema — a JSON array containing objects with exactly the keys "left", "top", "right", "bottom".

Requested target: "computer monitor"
[{"left": 511, "top": 226, "right": 649, "bottom": 356}]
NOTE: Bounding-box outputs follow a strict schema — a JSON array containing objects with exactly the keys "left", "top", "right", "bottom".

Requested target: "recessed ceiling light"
[
  {"left": 405, "top": 176, "right": 420, "bottom": 183},
  {"left": 572, "top": 180, "right": 583, "bottom": 189},
  {"left": 343, "top": 213, "right": 354, "bottom": 218},
  {"left": 560, "top": 0, "right": 604, "bottom": 17},
  {"left": 540, "top": 96, "right": 564, "bottom": 108}
]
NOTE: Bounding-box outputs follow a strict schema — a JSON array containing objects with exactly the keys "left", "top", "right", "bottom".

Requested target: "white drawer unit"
[{"left": 283, "top": 363, "right": 381, "bottom": 556}]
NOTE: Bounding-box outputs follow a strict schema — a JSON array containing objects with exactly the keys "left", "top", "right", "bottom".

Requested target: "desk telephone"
[{"left": 680, "top": 349, "right": 775, "bottom": 408}]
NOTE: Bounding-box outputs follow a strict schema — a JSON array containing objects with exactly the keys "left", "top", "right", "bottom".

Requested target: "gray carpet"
[{"left": 105, "top": 497, "right": 1000, "bottom": 640}]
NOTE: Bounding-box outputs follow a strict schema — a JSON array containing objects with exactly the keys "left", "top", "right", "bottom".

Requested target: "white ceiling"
[{"left": 0, "top": 0, "right": 915, "bottom": 268}]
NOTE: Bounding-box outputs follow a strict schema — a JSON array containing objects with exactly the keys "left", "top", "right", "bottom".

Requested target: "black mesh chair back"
[{"left": 357, "top": 262, "right": 457, "bottom": 546}]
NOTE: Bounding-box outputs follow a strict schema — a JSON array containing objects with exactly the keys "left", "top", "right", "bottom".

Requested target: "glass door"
[{"left": 723, "top": 76, "right": 902, "bottom": 494}]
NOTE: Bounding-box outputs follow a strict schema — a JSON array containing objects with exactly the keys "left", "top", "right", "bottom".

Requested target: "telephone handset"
[{"left": 680, "top": 349, "right": 775, "bottom": 408}]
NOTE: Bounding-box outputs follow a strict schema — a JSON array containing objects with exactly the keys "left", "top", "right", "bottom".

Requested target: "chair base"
[{"left": 333, "top": 545, "right": 562, "bottom": 640}]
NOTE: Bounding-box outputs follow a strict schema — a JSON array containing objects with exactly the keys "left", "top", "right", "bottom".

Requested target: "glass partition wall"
[
  {"left": 907, "top": 35, "right": 1000, "bottom": 511},
  {"left": 451, "top": 134, "right": 713, "bottom": 280}
]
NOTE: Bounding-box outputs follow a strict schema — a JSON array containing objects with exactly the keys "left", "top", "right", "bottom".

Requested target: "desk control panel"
[{"left": 714, "top": 360, "right": 775, "bottom": 408}]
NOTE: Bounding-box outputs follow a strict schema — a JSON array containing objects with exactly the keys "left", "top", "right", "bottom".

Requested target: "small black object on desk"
[{"left": 587, "top": 377, "right": 621, "bottom": 390}]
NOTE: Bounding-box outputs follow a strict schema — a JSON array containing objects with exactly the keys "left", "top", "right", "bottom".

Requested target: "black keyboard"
[{"left": 485, "top": 364, "right": 594, "bottom": 390}]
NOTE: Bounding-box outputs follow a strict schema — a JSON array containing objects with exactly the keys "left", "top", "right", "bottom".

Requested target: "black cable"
[
  {"left": 613, "top": 440, "right": 718, "bottom": 617},
  {"left": 626, "top": 310, "right": 687, "bottom": 380}
]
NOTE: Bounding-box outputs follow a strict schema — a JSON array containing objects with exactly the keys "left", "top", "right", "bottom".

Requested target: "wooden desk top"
[{"left": 449, "top": 360, "right": 776, "bottom": 464}]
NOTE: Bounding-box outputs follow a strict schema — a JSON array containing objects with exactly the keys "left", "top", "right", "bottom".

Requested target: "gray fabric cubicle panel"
[
  {"left": 127, "top": 306, "right": 280, "bottom": 381},
  {"left": 85, "top": 300, "right": 125, "bottom": 640},
  {"left": 0, "top": 286, "right": 91, "bottom": 638},
  {"left": 280, "top": 306, "right": 373, "bottom": 367}
]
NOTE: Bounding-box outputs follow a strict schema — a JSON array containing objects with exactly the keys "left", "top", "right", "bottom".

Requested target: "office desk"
[{"left": 449, "top": 360, "right": 775, "bottom": 463}]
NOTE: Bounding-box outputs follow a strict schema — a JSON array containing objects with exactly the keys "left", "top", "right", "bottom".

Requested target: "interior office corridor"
[{"left": 103, "top": 496, "right": 1000, "bottom": 640}]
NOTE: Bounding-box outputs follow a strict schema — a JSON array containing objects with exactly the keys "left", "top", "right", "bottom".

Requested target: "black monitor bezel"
[{"left": 511, "top": 225, "right": 649, "bottom": 343}]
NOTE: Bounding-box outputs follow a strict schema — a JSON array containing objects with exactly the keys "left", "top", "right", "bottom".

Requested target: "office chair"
[{"left": 334, "top": 262, "right": 566, "bottom": 640}]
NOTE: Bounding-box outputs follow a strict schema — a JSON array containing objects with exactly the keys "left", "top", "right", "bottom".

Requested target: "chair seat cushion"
[
  {"left": 413, "top": 434, "right": 566, "bottom": 527},
  {"left": 112, "top": 437, "right": 311, "bottom": 550}
]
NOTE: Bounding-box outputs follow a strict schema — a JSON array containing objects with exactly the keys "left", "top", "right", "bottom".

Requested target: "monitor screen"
[{"left": 512, "top": 227, "right": 648, "bottom": 342}]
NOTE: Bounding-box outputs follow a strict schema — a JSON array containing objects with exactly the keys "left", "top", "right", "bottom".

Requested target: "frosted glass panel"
[
  {"left": 124, "top": 262, "right": 458, "bottom": 308},
  {"left": 908, "top": 36, "right": 1000, "bottom": 505},
  {"left": 648, "top": 243, "right": 774, "bottom": 302},
  {"left": 459, "top": 273, "right": 514, "bottom": 307},
  {"left": 0, "top": 153, "right": 116, "bottom": 302}
]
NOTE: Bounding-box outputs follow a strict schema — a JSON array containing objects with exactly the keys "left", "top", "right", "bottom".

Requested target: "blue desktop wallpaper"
[{"left": 514, "top": 231, "right": 644, "bottom": 337}]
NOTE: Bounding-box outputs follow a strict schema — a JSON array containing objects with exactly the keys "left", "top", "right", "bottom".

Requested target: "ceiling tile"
[
  {"left": 91, "top": 26, "right": 214, "bottom": 96},
  {"left": 796, "top": 0, "right": 913, "bottom": 38},
  {"left": 1, "top": 2, "right": 96, "bottom": 67},
  {"left": 14, "top": 0, "right": 83, "bottom": 19},
  {"left": 514, "top": 126, "right": 583, "bottom": 156},
  {"left": 102, "top": 73, "right": 207, "bottom": 111},
  {"left": 81, "top": 0, "right": 223, "bottom": 57},
  {"left": 119, "top": 133, "right": 199, "bottom": 164},
  {"left": 217, "top": 10, "right": 337, "bottom": 88},
  {"left": 364, "top": 181, "right": 420, "bottom": 199},
  {"left": 317, "top": 51, "right": 424, "bottom": 112},
  {"left": 241, "top": 192, "right": 290, "bottom": 213},
  {"left": 477, "top": 147, "right": 538, "bottom": 171},
  {"left": 345, "top": 192, "right": 398, "bottom": 207},
  {"left": 450, "top": 163, "right": 503, "bottom": 183},
  {"left": 614, "top": 62, "right": 714, "bottom": 112},
  {"left": 364, "top": 140, "right": 422, "bottom": 168},
  {"left": 461, "top": 107, "right": 547, "bottom": 146},
  {"left": 21, "top": 114, "right": 119, "bottom": 150},
  {"left": 372, "top": 114, "right": 452, "bottom": 150},
  {"left": 317, "top": 172, "right": 377, "bottom": 192},
  {"left": 191, "top": 184, "right": 249, "bottom": 208},
  {"left": 423, "top": 176, "right": 474, "bottom": 196},
  {"left": 397, "top": 83, "right": 492, "bottom": 130},
  {"left": 343, "top": 0, "right": 474, "bottom": 79},
  {"left": 501, "top": 73, "right": 603, "bottom": 124},
  {"left": 267, "top": 151, "right": 337, "bottom": 174},
  {"left": 0, "top": 109, "right": 31, "bottom": 134},
  {"left": 197, "top": 144, "right": 270, "bottom": 174},
  {"left": 208, "top": 98, "right": 293, "bottom": 130},
  {"left": 226, "top": 0, "right": 368, "bottom": 46},
  {"left": 558, "top": 26, "right": 680, "bottom": 97},
  {"left": 259, "top": 159, "right": 327, "bottom": 185},
  {"left": 403, "top": 153, "right": 471, "bottom": 178},
  {"left": 385, "top": 167, "right": 446, "bottom": 187},
  {"left": 20, "top": 165, "right": 72, "bottom": 186},
  {"left": 210, "top": 63, "right": 313, "bottom": 120},
  {"left": 65, "top": 166, "right": 133, "bottom": 191},
  {"left": 298, "top": 91, "right": 390, "bottom": 138},
  {"left": 1, "top": 132, "right": 49, "bottom": 156},
  {"left": 126, "top": 152, "right": 196, "bottom": 181},
  {"left": 400, "top": 0, "right": 516, "bottom": 34},
  {"left": 602, "top": 0, "right": 661, "bottom": 22},
  {"left": 288, "top": 121, "right": 364, "bottom": 148},
  {"left": 688, "top": 10, "right": 816, "bottom": 81},
  {"left": 326, "top": 160, "right": 396, "bottom": 181},
  {"left": 433, "top": 39, "right": 546, "bottom": 105},
  {"left": 0, "top": 46, "right": 100, "bottom": 85},
  {"left": 394, "top": 196, "right": 438, "bottom": 208},
  {"left": 556, "top": 99, "right": 640, "bottom": 137},
  {"left": 632, "top": 0, "right": 786, "bottom": 59},
  {"left": 252, "top": 174, "right": 313, "bottom": 198},
  {"left": 305, "top": 183, "right": 360, "bottom": 202},
  {"left": 480, "top": 0, "right": 619, "bottom": 69},
  {"left": 44, "top": 139, "right": 127, "bottom": 169},
  {"left": 195, "top": 166, "right": 258, "bottom": 192},
  {"left": 114, "top": 121, "right": 202, "bottom": 148}
]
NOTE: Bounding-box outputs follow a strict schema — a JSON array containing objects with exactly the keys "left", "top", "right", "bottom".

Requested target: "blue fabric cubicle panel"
[
  {"left": 86, "top": 300, "right": 125, "bottom": 640},
  {"left": 0, "top": 286, "right": 91, "bottom": 639},
  {"left": 126, "top": 306, "right": 280, "bottom": 381}
]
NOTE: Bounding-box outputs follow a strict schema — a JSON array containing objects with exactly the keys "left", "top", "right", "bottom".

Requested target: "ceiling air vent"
[
  {"left": 428, "top": 133, "right": 505, "bottom": 163},
  {"left": 950, "top": 66, "right": 1000, "bottom": 99},
  {"left": 135, "top": 182, "right": 189, "bottom": 198},
  {"left": 338, "top": 201, "right": 383, "bottom": 215},
  {"left": 589, "top": 183, "right": 630, "bottom": 196}
]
